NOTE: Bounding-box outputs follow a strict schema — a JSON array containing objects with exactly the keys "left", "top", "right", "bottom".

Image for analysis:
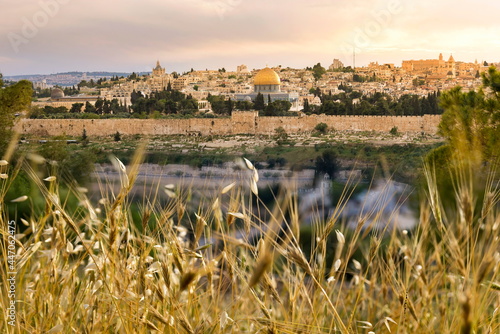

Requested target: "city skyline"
[{"left": 1, "top": 0, "right": 499, "bottom": 76}]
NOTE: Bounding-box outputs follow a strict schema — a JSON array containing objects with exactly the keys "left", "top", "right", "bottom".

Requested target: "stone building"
[
  {"left": 329, "top": 58, "right": 344, "bottom": 71},
  {"left": 401, "top": 53, "right": 481, "bottom": 79}
]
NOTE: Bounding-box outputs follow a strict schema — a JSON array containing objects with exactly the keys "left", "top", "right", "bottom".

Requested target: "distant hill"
[{"left": 4, "top": 71, "right": 150, "bottom": 86}]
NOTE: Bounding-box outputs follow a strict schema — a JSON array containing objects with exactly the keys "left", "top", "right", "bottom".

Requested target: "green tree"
[
  {"left": 235, "top": 100, "right": 254, "bottom": 111},
  {"left": 95, "top": 98, "right": 104, "bottom": 114},
  {"left": 481, "top": 66, "right": 500, "bottom": 98},
  {"left": 38, "top": 137, "right": 69, "bottom": 162},
  {"left": 225, "top": 98, "right": 234, "bottom": 114},
  {"left": 81, "top": 128, "right": 89, "bottom": 146},
  {"left": 429, "top": 66, "right": 500, "bottom": 176},
  {"left": 302, "top": 99, "right": 311, "bottom": 113},
  {"left": 207, "top": 95, "right": 227, "bottom": 114},
  {"left": 128, "top": 72, "right": 138, "bottom": 81},
  {"left": 0, "top": 75, "right": 33, "bottom": 154},
  {"left": 312, "top": 63, "right": 326, "bottom": 81},
  {"left": 274, "top": 126, "right": 288, "bottom": 146},
  {"left": 264, "top": 100, "right": 292, "bottom": 116},
  {"left": 315, "top": 149, "right": 338, "bottom": 179},
  {"left": 70, "top": 103, "right": 84, "bottom": 113},
  {"left": 254, "top": 93, "right": 265, "bottom": 111},
  {"left": 84, "top": 101, "right": 97, "bottom": 113},
  {"left": 314, "top": 122, "right": 328, "bottom": 134}
]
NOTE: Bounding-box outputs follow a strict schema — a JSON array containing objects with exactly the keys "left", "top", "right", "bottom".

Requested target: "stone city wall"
[{"left": 14, "top": 112, "right": 441, "bottom": 137}]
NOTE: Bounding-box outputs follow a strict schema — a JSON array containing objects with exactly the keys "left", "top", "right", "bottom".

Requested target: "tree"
[
  {"left": 84, "top": 101, "right": 97, "bottom": 114},
  {"left": 436, "top": 66, "right": 500, "bottom": 163},
  {"left": 131, "top": 90, "right": 141, "bottom": 104},
  {"left": 264, "top": 100, "right": 292, "bottom": 116},
  {"left": 128, "top": 72, "right": 138, "bottom": 81},
  {"left": 314, "top": 122, "right": 328, "bottom": 134},
  {"left": 225, "top": 98, "right": 234, "bottom": 114},
  {"left": 38, "top": 137, "right": 69, "bottom": 162},
  {"left": 235, "top": 100, "right": 254, "bottom": 111},
  {"left": 81, "top": 128, "right": 88, "bottom": 141},
  {"left": 61, "top": 149, "right": 96, "bottom": 183},
  {"left": 274, "top": 127, "right": 288, "bottom": 146},
  {"left": 70, "top": 103, "right": 84, "bottom": 113},
  {"left": 425, "top": 67, "right": 500, "bottom": 213},
  {"left": 315, "top": 149, "right": 338, "bottom": 179},
  {"left": 412, "top": 78, "right": 425, "bottom": 87},
  {"left": 302, "top": 99, "right": 311, "bottom": 113},
  {"left": 254, "top": 93, "right": 265, "bottom": 111},
  {"left": 481, "top": 66, "right": 500, "bottom": 98},
  {"left": 312, "top": 63, "right": 326, "bottom": 81},
  {"left": 207, "top": 94, "right": 227, "bottom": 115},
  {"left": 81, "top": 128, "right": 89, "bottom": 146},
  {"left": 0, "top": 76, "right": 32, "bottom": 154},
  {"left": 95, "top": 98, "right": 104, "bottom": 114}
]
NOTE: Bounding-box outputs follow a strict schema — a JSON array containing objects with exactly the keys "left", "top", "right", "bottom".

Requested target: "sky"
[{"left": 1, "top": 0, "right": 499, "bottom": 76}]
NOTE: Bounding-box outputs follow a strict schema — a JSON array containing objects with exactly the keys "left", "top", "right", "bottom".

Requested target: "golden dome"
[{"left": 254, "top": 67, "right": 281, "bottom": 86}]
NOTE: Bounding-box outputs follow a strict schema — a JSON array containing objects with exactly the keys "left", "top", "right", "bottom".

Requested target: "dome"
[
  {"left": 51, "top": 88, "right": 65, "bottom": 99},
  {"left": 154, "top": 60, "right": 162, "bottom": 71},
  {"left": 254, "top": 67, "right": 281, "bottom": 86}
]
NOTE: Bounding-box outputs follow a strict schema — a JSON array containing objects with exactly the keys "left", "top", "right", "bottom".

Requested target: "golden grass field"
[{"left": 1, "top": 140, "right": 499, "bottom": 334}]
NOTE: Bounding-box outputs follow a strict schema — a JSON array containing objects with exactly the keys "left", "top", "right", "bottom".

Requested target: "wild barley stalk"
[{"left": 2, "top": 140, "right": 499, "bottom": 333}]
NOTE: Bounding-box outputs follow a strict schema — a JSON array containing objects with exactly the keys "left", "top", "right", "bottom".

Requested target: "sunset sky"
[{"left": 1, "top": 0, "right": 499, "bottom": 76}]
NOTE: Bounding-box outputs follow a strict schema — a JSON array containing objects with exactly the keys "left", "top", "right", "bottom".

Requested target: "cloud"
[{"left": 0, "top": 0, "right": 499, "bottom": 75}]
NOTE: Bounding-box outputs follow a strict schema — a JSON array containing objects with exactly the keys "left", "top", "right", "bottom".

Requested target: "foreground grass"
[{"left": 1, "top": 145, "right": 499, "bottom": 333}]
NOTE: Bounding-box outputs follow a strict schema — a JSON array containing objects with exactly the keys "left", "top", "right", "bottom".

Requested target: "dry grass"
[{"left": 1, "top": 143, "right": 499, "bottom": 333}]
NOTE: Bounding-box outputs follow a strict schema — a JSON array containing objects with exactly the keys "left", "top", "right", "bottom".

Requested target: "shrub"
[
  {"left": 390, "top": 126, "right": 399, "bottom": 136},
  {"left": 274, "top": 126, "right": 288, "bottom": 146},
  {"left": 315, "top": 122, "right": 328, "bottom": 134}
]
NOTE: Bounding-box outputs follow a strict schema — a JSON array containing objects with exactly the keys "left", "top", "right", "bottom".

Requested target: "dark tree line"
[
  {"left": 30, "top": 98, "right": 128, "bottom": 118},
  {"left": 304, "top": 89, "right": 443, "bottom": 116},
  {"left": 131, "top": 89, "right": 198, "bottom": 115},
  {"left": 207, "top": 93, "right": 234, "bottom": 115}
]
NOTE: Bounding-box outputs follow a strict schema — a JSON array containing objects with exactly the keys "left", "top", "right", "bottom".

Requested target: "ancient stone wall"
[{"left": 14, "top": 112, "right": 441, "bottom": 137}]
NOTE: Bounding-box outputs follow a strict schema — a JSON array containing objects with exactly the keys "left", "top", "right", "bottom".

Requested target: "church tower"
[
  {"left": 446, "top": 55, "right": 456, "bottom": 78},
  {"left": 152, "top": 60, "right": 165, "bottom": 77}
]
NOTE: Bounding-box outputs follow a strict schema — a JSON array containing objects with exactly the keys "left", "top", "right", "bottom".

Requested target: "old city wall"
[
  {"left": 15, "top": 112, "right": 441, "bottom": 137},
  {"left": 15, "top": 118, "right": 233, "bottom": 137},
  {"left": 255, "top": 114, "right": 441, "bottom": 134}
]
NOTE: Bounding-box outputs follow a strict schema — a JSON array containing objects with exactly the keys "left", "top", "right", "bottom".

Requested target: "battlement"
[{"left": 15, "top": 112, "right": 441, "bottom": 137}]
